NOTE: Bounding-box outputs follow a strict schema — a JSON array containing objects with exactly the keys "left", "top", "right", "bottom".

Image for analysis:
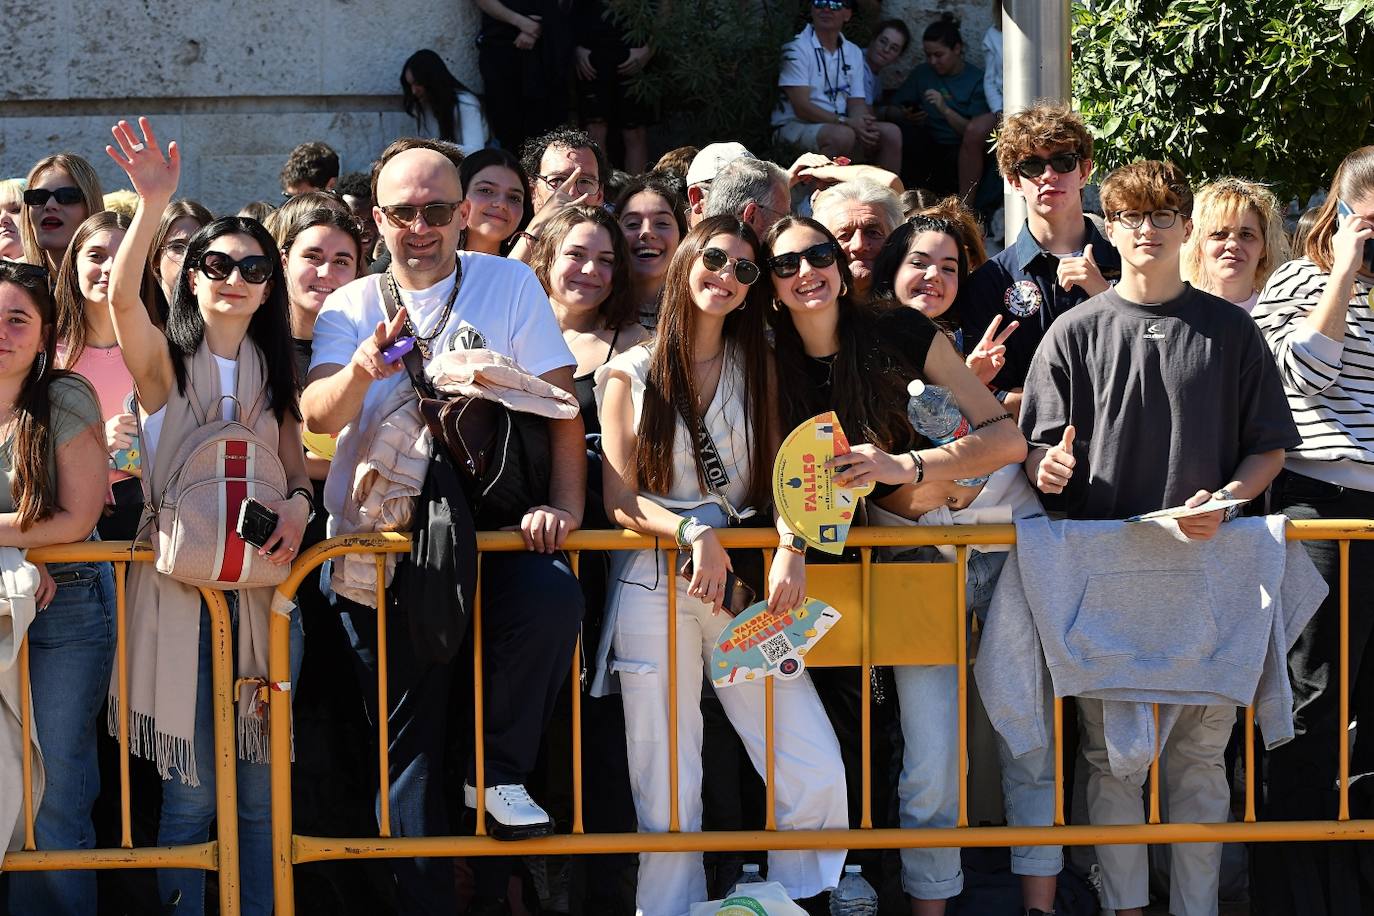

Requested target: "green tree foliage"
[{"left": 1072, "top": 0, "right": 1374, "bottom": 201}]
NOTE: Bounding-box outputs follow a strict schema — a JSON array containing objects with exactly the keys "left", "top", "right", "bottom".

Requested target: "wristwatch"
[
  {"left": 1212, "top": 488, "right": 1244, "bottom": 523},
  {"left": 779, "top": 532, "right": 807, "bottom": 555}
]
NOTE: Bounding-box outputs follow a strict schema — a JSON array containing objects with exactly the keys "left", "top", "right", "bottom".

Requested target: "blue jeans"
[
  {"left": 157, "top": 599, "right": 303, "bottom": 916},
  {"left": 8, "top": 562, "right": 116, "bottom": 916}
]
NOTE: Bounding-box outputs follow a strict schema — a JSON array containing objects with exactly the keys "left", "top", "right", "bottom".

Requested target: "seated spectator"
[
  {"left": 336, "top": 171, "right": 380, "bottom": 264},
  {"left": 983, "top": 0, "right": 1004, "bottom": 118},
  {"left": 511, "top": 127, "right": 608, "bottom": 263},
  {"left": 771, "top": 0, "right": 900, "bottom": 173},
  {"left": 809, "top": 178, "right": 902, "bottom": 301},
  {"left": 863, "top": 19, "right": 911, "bottom": 113},
  {"left": 889, "top": 15, "right": 996, "bottom": 202},
  {"left": 702, "top": 156, "right": 790, "bottom": 238},
  {"left": 0, "top": 178, "right": 26, "bottom": 261},
  {"left": 574, "top": 0, "right": 654, "bottom": 173},
  {"left": 1021, "top": 160, "right": 1298, "bottom": 916},
  {"left": 458, "top": 147, "right": 533, "bottom": 257},
  {"left": 21, "top": 154, "right": 104, "bottom": 277},
  {"left": 280, "top": 141, "right": 339, "bottom": 197},
  {"left": 147, "top": 199, "right": 214, "bottom": 325},
  {"left": 303, "top": 138, "right": 585, "bottom": 915},
  {"left": 1181, "top": 176, "right": 1290, "bottom": 312},
  {"left": 614, "top": 172, "right": 686, "bottom": 329},
  {"left": 684, "top": 141, "right": 754, "bottom": 228},
  {"left": 401, "top": 49, "right": 491, "bottom": 156}
]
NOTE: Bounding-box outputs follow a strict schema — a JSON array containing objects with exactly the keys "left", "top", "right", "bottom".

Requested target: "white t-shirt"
[
  {"left": 143, "top": 354, "right": 238, "bottom": 467},
  {"left": 982, "top": 27, "right": 1004, "bottom": 113},
  {"left": 772, "top": 25, "right": 867, "bottom": 127},
  {"left": 309, "top": 251, "right": 575, "bottom": 521}
]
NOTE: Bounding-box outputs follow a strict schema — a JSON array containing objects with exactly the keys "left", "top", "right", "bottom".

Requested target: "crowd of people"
[{"left": 2, "top": 11, "right": 1374, "bottom": 916}]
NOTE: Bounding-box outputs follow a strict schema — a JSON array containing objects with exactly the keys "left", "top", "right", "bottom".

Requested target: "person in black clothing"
[
  {"left": 475, "top": 0, "right": 575, "bottom": 155},
  {"left": 574, "top": 0, "right": 655, "bottom": 174}
]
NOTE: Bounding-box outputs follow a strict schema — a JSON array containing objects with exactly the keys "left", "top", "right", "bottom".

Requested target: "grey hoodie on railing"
[{"left": 974, "top": 516, "right": 1326, "bottom": 780}]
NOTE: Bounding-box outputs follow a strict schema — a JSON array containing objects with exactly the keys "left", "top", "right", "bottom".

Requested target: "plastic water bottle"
[
  {"left": 730, "top": 863, "right": 765, "bottom": 895},
  {"left": 829, "top": 864, "right": 878, "bottom": 916},
  {"left": 907, "top": 379, "right": 989, "bottom": 487}
]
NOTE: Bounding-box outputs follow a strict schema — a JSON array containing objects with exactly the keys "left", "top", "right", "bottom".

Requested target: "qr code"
[{"left": 759, "top": 632, "right": 793, "bottom": 666}]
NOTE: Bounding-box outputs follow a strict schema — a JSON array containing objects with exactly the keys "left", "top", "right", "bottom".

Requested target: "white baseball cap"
[{"left": 685, "top": 142, "right": 756, "bottom": 187}]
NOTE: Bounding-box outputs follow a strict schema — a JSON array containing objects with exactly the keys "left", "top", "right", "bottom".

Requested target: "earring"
[
  {"left": 33, "top": 351, "right": 46, "bottom": 380},
  {"left": 771, "top": 299, "right": 780, "bottom": 311},
  {"left": 840, "top": 281, "right": 849, "bottom": 297}
]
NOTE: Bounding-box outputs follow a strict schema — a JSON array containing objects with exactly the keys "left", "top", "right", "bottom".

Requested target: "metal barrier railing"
[
  {"left": 264, "top": 519, "right": 1374, "bottom": 914},
  {"left": 1, "top": 541, "right": 240, "bottom": 916}
]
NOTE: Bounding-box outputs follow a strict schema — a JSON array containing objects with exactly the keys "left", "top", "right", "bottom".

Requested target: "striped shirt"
[{"left": 1253, "top": 257, "right": 1374, "bottom": 489}]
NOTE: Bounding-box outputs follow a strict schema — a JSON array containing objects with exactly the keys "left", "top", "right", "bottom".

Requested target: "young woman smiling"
[
  {"left": 20, "top": 154, "right": 104, "bottom": 278},
  {"left": 614, "top": 173, "right": 686, "bottom": 329},
  {"left": 458, "top": 147, "right": 532, "bottom": 256},
  {"left": 1181, "top": 177, "right": 1290, "bottom": 313}
]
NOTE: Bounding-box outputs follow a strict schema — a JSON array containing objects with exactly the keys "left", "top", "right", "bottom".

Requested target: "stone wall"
[{"left": 1, "top": 0, "right": 990, "bottom": 214}]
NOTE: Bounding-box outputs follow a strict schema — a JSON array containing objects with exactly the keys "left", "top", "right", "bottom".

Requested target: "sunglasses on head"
[
  {"left": 23, "top": 187, "right": 83, "bottom": 207},
  {"left": 767, "top": 242, "right": 839, "bottom": 278},
  {"left": 812, "top": 0, "right": 850, "bottom": 9},
  {"left": 196, "top": 251, "right": 275, "bottom": 284},
  {"left": 379, "top": 202, "right": 460, "bottom": 229},
  {"left": 701, "top": 247, "right": 760, "bottom": 285},
  {"left": 1014, "top": 153, "right": 1082, "bottom": 180}
]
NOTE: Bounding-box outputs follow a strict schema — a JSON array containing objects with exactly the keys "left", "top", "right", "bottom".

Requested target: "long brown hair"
[
  {"left": 0, "top": 261, "right": 82, "bottom": 530},
  {"left": 529, "top": 206, "right": 638, "bottom": 330},
  {"left": 766, "top": 216, "right": 921, "bottom": 453},
  {"left": 1305, "top": 146, "right": 1374, "bottom": 274},
  {"left": 20, "top": 154, "right": 105, "bottom": 275},
  {"left": 54, "top": 211, "right": 132, "bottom": 368},
  {"left": 148, "top": 199, "right": 214, "bottom": 325},
  {"left": 635, "top": 215, "right": 774, "bottom": 510}
]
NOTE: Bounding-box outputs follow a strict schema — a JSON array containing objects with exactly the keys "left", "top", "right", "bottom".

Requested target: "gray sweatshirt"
[{"left": 974, "top": 516, "right": 1326, "bottom": 779}]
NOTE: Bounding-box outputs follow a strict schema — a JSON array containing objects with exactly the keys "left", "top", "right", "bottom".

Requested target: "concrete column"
[{"left": 1001, "top": 0, "right": 1072, "bottom": 245}]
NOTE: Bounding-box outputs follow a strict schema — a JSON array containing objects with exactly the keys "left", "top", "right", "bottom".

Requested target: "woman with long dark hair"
[
  {"left": 458, "top": 147, "right": 533, "bottom": 256},
  {"left": 104, "top": 118, "right": 309, "bottom": 916},
  {"left": 0, "top": 261, "right": 115, "bottom": 916},
  {"left": 597, "top": 214, "right": 848, "bottom": 915},
  {"left": 614, "top": 172, "right": 686, "bottom": 329},
  {"left": 401, "top": 48, "right": 491, "bottom": 155}
]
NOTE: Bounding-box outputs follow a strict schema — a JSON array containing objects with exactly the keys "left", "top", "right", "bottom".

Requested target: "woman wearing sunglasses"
[
  {"left": 765, "top": 215, "right": 1026, "bottom": 915},
  {"left": 104, "top": 118, "right": 308, "bottom": 916},
  {"left": 597, "top": 215, "right": 848, "bottom": 916},
  {"left": 19, "top": 154, "right": 104, "bottom": 278}
]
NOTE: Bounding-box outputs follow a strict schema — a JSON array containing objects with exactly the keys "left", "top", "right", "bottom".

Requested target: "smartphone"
[
  {"left": 382, "top": 335, "right": 416, "bottom": 364},
  {"left": 236, "top": 497, "right": 279, "bottom": 549},
  {"left": 1336, "top": 200, "right": 1374, "bottom": 273},
  {"left": 679, "top": 556, "right": 757, "bottom": 615}
]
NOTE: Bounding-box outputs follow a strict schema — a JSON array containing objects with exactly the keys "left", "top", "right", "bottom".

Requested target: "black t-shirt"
[{"left": 1020, "top": 283, "right": 1300, "bottom": 520}]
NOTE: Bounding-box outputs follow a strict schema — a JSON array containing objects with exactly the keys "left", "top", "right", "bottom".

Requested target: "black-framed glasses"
[
  {"left": 812, "top": 0, "right": 849, "bottom": 9},
  {"left": 1110, "top": 208, "right": 1181, "bottom": 230},
  {"left": 378, "top": 202, "right": 460, "bottom": 229},
  {"left": 196, "top": 251, "right": 275, "bottom": 284},
  {"left": 767, "top": 242, "right": 839, "bottom": 278},
  {"left": 1014, "top": 153, "right": 1082, "bottom": 180},
  {"left": 701, "top": 247, "right": 760, "bottom": 285},
  {"left": 23, "top": 187, "right": 83, "bottom": 207},
  {"left": 536, "top": 173, "right": 601, "bottom": 197}
]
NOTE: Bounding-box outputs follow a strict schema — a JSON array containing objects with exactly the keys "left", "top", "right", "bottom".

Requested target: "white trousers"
[{"left": 609, "top": 553, "right": 849, "bottom": 916}]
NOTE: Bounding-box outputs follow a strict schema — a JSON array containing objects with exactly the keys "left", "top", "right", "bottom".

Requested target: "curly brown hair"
[{"left": 995, "top": 101, "right": 1095, "bottom": 183}]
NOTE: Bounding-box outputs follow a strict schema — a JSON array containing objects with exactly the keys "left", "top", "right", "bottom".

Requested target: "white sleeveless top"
[{"left": 594, "top": 342, "right": 754, "bottom": 514}]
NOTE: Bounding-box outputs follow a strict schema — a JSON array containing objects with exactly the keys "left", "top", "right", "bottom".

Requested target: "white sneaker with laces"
[{"left": 463, "top": 783, "right": 554, "bottom": 840}]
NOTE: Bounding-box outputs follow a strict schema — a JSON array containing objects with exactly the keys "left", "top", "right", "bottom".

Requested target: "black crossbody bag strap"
[
  {"left": 673, "top": 390, "right": 743, "bottom": 524},
  {"left": 378, "top": 273, "right": 438, "bottom": 401}
]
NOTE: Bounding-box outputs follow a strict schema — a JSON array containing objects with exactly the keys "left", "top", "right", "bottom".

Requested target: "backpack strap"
[{"left": 379, "top": 273, "right": 439, "bottom": 402}]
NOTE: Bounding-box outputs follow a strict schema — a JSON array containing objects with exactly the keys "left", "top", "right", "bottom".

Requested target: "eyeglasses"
[
  {"left": 196, "top": 251, "right": 275, "bottom": 284},
  {"left": 767, "top": 242, "right": 840, "bottom": 278},
  {"left": 536, "top": 173, "right": 601, "bottom": 197},
  {"left": 1013, "top": 153, "right": 1082, "bottom": 180},
  {"left": 378, "top": 202, "right": 460, "bottom": 229},
  {"left": 23, "top": 187, "right": 83, "bottom": 207},
  {"left": 161, "top": 240, "right": 190, "bottom": 262},
  {"left": 701, "top": 247, "right": 760, "bottom": 285},
  {"left": 1110, "top": 208, "right": 1181, "bottom": 230}
]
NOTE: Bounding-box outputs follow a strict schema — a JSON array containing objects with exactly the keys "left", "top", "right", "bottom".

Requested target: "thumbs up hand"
[
  {"left": 1035, "top": 424, "right": 1077, "bottom": 494},
  {"left": 1057, "top": 242, "right": 1110, "bottom": 296}
]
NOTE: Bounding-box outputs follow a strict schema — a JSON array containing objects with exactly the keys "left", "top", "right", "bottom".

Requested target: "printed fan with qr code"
[
  {"left": 711, "top": 597, "right": 842, "bottom": 686},
  {"left": 772, "top": 411, "right": 874, "bottom": 555}
]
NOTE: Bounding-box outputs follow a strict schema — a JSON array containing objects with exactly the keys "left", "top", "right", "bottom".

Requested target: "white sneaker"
[{"left": 463, "top": 783, "right": 554, "bottom": 840}]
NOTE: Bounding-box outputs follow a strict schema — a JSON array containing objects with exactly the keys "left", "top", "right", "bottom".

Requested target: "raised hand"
[
  {"left": 966, "top": 315, "right": 1019, "bottom": 384},
  {"left": 1035, "top": 424, "right": 1076, "bottom": 495},
  {"left": 105, "top": 117, "right": 180, "bottom": 203}
]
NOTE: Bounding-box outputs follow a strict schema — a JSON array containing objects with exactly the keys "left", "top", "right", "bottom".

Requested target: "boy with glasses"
[
  {"left": 1020, "top": 160, "right": 1297, "bottom": 916},
  {"left": 958, "top": 103, "right": 1120, "bottom": 408}
]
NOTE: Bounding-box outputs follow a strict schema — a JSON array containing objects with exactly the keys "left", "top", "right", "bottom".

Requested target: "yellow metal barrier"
[
  {"left": 1, "top": 542, "right": 240, "bottom": 916},
  {"left": 265, "top": 520, "right": 1374, "bottom": 915}
]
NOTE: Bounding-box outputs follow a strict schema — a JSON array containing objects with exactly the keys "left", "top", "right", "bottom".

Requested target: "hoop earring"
[
  {"left": 771, "top": 299, "right": 780, "bottom": 311},
  {"left": 840, "top": 281, "right": 849, "bottom": 297},
  {"left": 32, "top": 352, "right": 46, "bottom": 380}
]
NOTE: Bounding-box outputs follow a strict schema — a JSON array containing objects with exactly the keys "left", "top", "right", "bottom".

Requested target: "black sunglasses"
[
  {"left": 701, "top": 247, "right": 760, "bottom": 285},
  {"left": 378, "top": 202, "right": 459, "bottom": 229},
  {"left": 23, "top": 187, "right": 83, "bottom": 207},
  {"left": 196, "top": 251, "right": 275, "bottom": 284},
  {"left": 768, "top": 242, "right": 839, "bottom": 278},
  {"left": 1014, "top": 153, "right": 1082, "bottom": 180}
]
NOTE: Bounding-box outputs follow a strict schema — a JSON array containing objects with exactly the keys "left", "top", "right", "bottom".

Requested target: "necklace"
[
  {"left": 693, "top": 348, "right": 723, "bottom": 365},
  {"left": 389, "top": 260, "right": 464, "bottom": 360}
]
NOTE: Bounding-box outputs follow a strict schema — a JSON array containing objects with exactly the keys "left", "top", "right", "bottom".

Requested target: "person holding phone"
[
  {"left": 596, "top": 215, "right": 848, "bottom": 916},
  {"left": 104, "top": 118, "right": 309, "bottom": 916},
  {"left": 1251, "top": 147, "right": 1374, "bottom": 914}
]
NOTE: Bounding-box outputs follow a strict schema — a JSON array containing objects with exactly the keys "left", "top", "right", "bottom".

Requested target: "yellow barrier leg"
[
  {"left": 570, "top": 551, "right": 584, "bottom": 836},
  {"left": 115, "top": 561, "right": 133, "bottom": 848},
  {"left": 955, "top": 545, "right": 968, "bottom": 828},
  {"left": 204, "top": 589, "right": 241, "bottom": 916},
  {"left": 1340, "top": 540, "right": 1351, "bottom": 821},
  {"left": 375, "top": 554, "right": 392, "bottom": 838},
  {"left": 667, "top": 546, "right": 680, "bottom": 834}
]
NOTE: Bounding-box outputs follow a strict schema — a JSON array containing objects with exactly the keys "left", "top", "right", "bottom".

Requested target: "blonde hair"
[
  {"left": 20, "top": 154, "right": 105, "bottom": 274},
  {"left": 1181, "top": 177, "right": 1289, "bottom": 295},
  {"left": 0, "top": 179, "right": 24, "bottom": 210}
]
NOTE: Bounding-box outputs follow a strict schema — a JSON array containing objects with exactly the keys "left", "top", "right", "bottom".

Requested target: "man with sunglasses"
[
  {"left": 303, "top": 137, "right": 585, "bottom": 916},
  {"left": 958, "top": 103, "right": 1121, "bottom": 406}
]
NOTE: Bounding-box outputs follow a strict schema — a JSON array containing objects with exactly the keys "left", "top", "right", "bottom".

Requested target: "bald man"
[{"left": 303, "top": 138, "right": 585, "bottom": 914}]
